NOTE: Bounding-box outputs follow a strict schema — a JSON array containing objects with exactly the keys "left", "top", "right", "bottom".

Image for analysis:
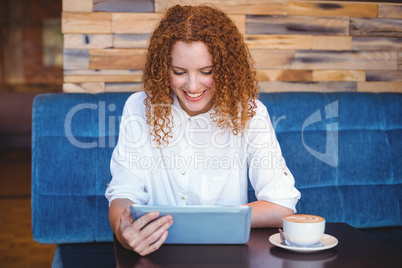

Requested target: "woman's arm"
[
  {"left": 245, "top": 200, "right": 294, "bottom": 228},
  {"left": 109, "top": 198, "right": 174, "bottom": 256}
]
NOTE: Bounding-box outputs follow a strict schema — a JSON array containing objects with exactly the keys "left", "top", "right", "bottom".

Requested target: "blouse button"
[
  {"left": 181, "top": 196, "right": 185, "bottom": 201},
  {"left": 284, "top": 171, "right": 288, "bottom": 176}
]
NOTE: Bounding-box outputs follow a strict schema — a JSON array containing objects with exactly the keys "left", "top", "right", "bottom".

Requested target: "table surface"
[{"left": 113, "top": 222, "right": 401, "bottom": 268}]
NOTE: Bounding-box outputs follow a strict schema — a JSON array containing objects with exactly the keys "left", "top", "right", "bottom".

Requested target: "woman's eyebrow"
[{"left": 171, "top": 65, "right": 214, "bottom": 69}]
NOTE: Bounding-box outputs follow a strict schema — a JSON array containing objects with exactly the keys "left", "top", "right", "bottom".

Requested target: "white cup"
[{"left": 282, "top": 214, "right": 325, "bottom": 246}]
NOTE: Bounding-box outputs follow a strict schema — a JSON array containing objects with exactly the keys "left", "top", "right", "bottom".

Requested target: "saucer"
[{"left": 269, "top": 233, "right": 338, "bottom": 253}]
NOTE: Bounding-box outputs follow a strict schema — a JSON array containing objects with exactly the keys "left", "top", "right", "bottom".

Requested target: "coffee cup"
[{"left": 282, "top": 214, "right": 325, "bottom": 246}]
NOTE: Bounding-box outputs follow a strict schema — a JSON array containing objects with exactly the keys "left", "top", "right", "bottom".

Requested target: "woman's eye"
[
  {"left": 173, "top": 70, "right": 184, "bottom": 75},
  {"left": 202, "top": 70, "right": 213, "bottom": 75}
]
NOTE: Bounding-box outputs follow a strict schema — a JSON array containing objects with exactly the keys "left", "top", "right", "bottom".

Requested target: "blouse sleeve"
[{"left": 246, "top": 101, "right": 301, "bottom": 212}]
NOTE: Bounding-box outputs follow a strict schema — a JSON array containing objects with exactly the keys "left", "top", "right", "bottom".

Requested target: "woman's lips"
[{"left": 183, "top": 90, "right": 206, "bottom": 101}]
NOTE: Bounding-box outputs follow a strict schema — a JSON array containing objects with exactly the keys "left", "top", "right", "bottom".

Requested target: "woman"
[{"left": 106, "top": 5, "right": 300, "bottom": 256}]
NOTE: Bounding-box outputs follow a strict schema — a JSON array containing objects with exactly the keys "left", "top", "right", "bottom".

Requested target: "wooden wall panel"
[
  {"left": 247, "top": 15, "right": 349, "bottom": 36},
  {"left": 351, "top": 18, "right": 402, "bottom": 37},
  {"left": 62, "top": 12, "right": 111, "bottom": 34},
  {"left": 61, "top": 0, "right": 402, "bottom": 93},
  {"left": 89, "top": 49, "right": 147, "bottom": 70},
  {"left": 288, "top": 2, "right": 377, "bottom": 18}
]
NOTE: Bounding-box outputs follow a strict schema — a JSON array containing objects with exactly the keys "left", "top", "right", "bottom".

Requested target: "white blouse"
[{"left": 105, "top": 92, "right": 300, "bottom": 211}]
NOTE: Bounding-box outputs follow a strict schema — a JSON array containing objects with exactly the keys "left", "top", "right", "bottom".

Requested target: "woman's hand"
[{"left": 109, "top": 199, "right": 174, "bottom": 256}]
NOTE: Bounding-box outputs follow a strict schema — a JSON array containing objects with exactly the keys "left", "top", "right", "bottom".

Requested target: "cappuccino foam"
[{"left": 284, "top": 214, "right": 324, "bottom": 223}]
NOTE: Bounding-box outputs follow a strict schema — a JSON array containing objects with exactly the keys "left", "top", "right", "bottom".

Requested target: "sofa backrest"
[{"left": 32, "top": 92, "right": 402, "bottom": 244}]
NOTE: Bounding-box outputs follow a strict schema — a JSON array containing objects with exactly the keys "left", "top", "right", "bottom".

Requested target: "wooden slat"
[
  {"left": 312, "top": 36, "right": 352, "bottom": 51},
  {"left": 366, "top": 70, "right": 402, "bottom": 81},
  {"left": 294, "top": 50, "right": 397, "bottom": 70},
  {"left": 256, "top": 69, "right": 312, "bottom": 82},
  {"left": 64, "top": 69, "right": 142, "bottom": 75},
  {"left": 62, "top": 0, "right": 93, "bottom": 12},
  {"left": 250, "top": 49, "right": 294, "bottom": 69},
  {"left": 89, "top": 49, "right": 147, "bottom": 69},
  {"left": 111, "top": 13, "right": 161, "bottom": 34},
  {"left": 353, "top": 37, "right": 402, "bottom": 50},
  {"left": 64, "top": 74, "right": 142, "bottom": 83},
  {"left": 62, "top": 12, "right": 111, "bottom": 34},
  {"left": 357, "top": 82, "right": 402, "bottom": 92},
  {"left": 93, "top": 0, "right": 154, "bottom": 12},
  {"left": 288, "top": 2, "right": 377, "bottom": 18},
  {"left": 63, "top": 82, "right": 105, "bottom": 93},
  {"left": 258, "top": 81, "right": 356, "bottom": 92},
  {"left": 313, "top": 70, "right": 365, "bottom": 82},
  {"left": 114, "top": 34, "right": 150, "bottom": 48},
  {"left": 246, "top": 35, "right": 311, "bottom": 50},
  {"left": 64, "top": 34, "right": 113, "bottom": 49},
  {"left": 351, "top": 18, "right": 402, "bottom": 37},
  {"left": 63, "top": 49, "right": 89, "bottom": 70},
  {"left": 105, "top": 82, "right": 143, "bottom": 92},
  {"left": 379, "top": 5, "right": 402, "bottom": 19},
  {"left": 399, "top": 52, "right": 402, "bottom": 70},
  {"left": 246, "top": 15, "right": 349, "bottom": 36},
  {"left": 154, "top": 0, "right": 286, "bottom": 15}
]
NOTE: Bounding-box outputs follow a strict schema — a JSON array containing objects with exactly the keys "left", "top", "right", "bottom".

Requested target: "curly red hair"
[{"left": 142, "top": 5, "right": 258, "bottom": 146}]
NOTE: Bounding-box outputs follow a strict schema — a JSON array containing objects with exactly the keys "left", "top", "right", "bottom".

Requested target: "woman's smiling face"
[{"left": 169, "top": 41, "right": 215, "bottom": 117}]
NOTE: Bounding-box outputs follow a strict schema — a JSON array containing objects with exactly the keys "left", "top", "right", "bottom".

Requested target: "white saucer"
[{"left": 269, "top": 233, "right": 338, "bottom": 253}]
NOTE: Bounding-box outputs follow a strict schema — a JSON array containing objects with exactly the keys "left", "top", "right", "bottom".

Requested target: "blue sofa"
[{"left": 32, "top": 92, "right": 402, "bottom": 266}]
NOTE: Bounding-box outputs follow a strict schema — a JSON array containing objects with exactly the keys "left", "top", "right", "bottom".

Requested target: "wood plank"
[
  {"left": 258, "top": 81, "right": 356, "bottom": 92},
  {"left": 114, "top": 34, "right": 150, "bottom": 48},
  {"left": 246, "top": 35, "right": 312, "bottom": 49},
  {"left": 64, "top": 69, "right": 142, "bottom": 75},
  {"left": 62, "top": 0, "right": 93, "bottom": 12},
  {"left": 111, "top": 13, "right": 161, "bottom": 34},
  {"left": 357, "top": 82, "right": 402, "bottom": 92},
  {"left": 63, "top": 34, "right": 113, "bottom": 49},
  {"left": 105, "top": 82, "right": 143, "bottom": 92},
  {"left": 351, "top": 18, "right": 402, "bottom": 37},
  {"left": 366, "top": 70, "right": 402, "bottom": 81},
  {"left": 63, "top": 49, "right": 89, "bottom": 70},
  {"left": 89, "top": 49, "right": 147, "bottom": 69},
  {"left": 64, "top": 74, "right": 142, "bottom": 83},
  {"left": 256, "top": 69, "right": 312, "bottom": 82},
  {"left": 154, "top": 0, "right": 286, "bottom": 15},
  {"left": 379, "top": 5, "right": 402, "bottom": 19},
  {"left": 399, "top": 52, "right": 402, "bottom": 70},
  {"left": 93, "top": 0, "right": 154, "bottom": 12},
  {"left": 246, "top": 15, "right": 349, "bottom": 36},
  {"left": 294, "top": 50, "right": 397, "bottom": 70},
  {"left": 63, "top": 82, "right": 105, "bottom": 93},
  {"left": 288, "top": 2, "right": 377, "bottom": 18},
  {"left": 353, "top": 37, "right": 402, "bottom": 50},
  {"left": 62, "top": 12, "right": 111, "bottom": 34},
  {"left": 250, "top": 49, "right": 294, "bottom": 69},
  {"left": 313, "top": 70, "right": 365, "bottom": 82},
  {"left": 312, "top": 36, "right": 352, "bottom": 51}
]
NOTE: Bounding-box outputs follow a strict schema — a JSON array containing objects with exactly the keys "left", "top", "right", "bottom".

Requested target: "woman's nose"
[{"left": 186, "top": 73, "right": 199, "bottom": 92}]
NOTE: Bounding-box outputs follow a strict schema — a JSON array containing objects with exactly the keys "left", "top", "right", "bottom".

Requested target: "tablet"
[{"left": 130, "top": 205, "right": 252, "bottom": 244}]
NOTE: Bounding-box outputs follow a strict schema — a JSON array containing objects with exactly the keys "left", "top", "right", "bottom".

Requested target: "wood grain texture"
[
  {"left": 379, "top": 5, "right": 402, "bottom": 19},
  {"left": 258, "top": 81, "right": 357, "bottom": 92},
  {"left": 64, "top": 34, "right": 113, "bottom": 49},
  {"left": 399, "top": 52, "right": 402, "bottom": 70},
  {"left": 313, "top": 70, "right": 365, "bottom": 81},
  {"left": 111, "top": 13, "right": 161, "bottom": 34},
  {"left": 89, "top": 49, "right": 147, "bottom": 69},
  {"left": 62, "top": 0, "right": 93, "bottom": 12},
  {"left": 63, "top": 49, "right": 89, "bottom": 70},
  {"left": 64, "top": 74, "right": 142, "bottom": 83},
  {"left": 246, "top": 35, "right": 312, "bottom": 49},
  {"left": 256, "top": 69, "right": 312, "bottom": 81},
  {"left": 154, "top": 0, "right": 286, "bottom": 15},
  {"left": 247, "top": 15, "right": 349, "bottom": 35},
  {"left": 250, "top": 49, "right": 294, "bottom": 69},
  {"left": 63, "top": 82, "right": 105, "bottom": 93},
  {"left": 93, "top": 0, "right": 154, "bottom": 12},
  {"left": 351, "top": 18, "right": 402, "bottom": 37},
  {"left": 357, "top": 81, "right": 402, "bottom": 92},
  {"left": 288, "top": 2, "right": 377, "bottom": 18},
  {"left": 114, "top": 34, "right": 150, "bottom": 48},
  {"left": 312, "top": 36, "right": 352, "bottom": 51},
  {"left": 353, "top": 37, "right": 402, "bottom": 50},
  {"left": 366, "top": 70, "right": 402, "bottom": 81},
  {"left": 62, "top": 12, "right": 111, "bottom": 34},
  {"left": 105, "top": 82, "right": 143, "bottom": 92},
  {"left": 294, "top": 50, "right": 397, "bottom": 70}
]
